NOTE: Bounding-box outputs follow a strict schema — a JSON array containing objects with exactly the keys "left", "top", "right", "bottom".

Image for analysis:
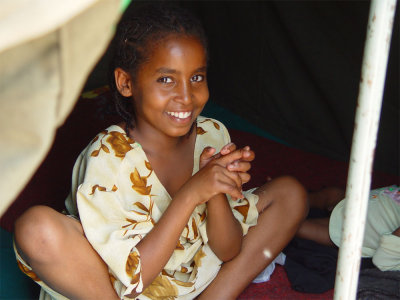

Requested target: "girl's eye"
[
  {"left": 191, "top": 74, "right": 205, "bottom": 82},
  {"left": 157, "top": 77, "right": 173, "bottom": 84}
]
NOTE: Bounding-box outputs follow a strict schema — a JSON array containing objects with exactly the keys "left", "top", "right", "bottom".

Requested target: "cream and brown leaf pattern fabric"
[{"left": 15, "top": 116, "right": 259, "bottom": 300}]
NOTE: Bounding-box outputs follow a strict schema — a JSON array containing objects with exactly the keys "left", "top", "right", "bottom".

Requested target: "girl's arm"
[
  {"left": 134, "top": 188, "right": 197, "bottom": 288},
  {"left": 199, "top": 145, "right": 254, "bottom": 261},
  {"left": 132, "top": 157, "right": 244, "bottom": 292},
  {"left": 78, "top": 141, "right": 244, "bottom": 298},
  {"left": 206, "top": 194, "right": 243, "bottom": 261}
]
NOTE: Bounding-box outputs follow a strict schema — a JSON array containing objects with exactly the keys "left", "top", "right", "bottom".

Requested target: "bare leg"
[
  {"left": 14, "top": 206, "right": 119, "bottom": 300},
  {"left": 295, "top": 187, "right": 344, "bottom": 246},
  {"left": 296, "top": 218, "right": 334, "bottom": 246},
  {"left": 198, "top": 176, "right": 308, "bottom": 299}
]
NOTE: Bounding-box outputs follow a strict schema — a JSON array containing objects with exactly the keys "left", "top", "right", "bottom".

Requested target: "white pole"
[{"left": 333, "top": 0, "right": 397, "bottom": 299}]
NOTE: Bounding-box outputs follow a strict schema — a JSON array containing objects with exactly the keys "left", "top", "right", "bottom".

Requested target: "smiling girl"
[{"left": 14, "top": 4, "right": 308, "bottom": 299}]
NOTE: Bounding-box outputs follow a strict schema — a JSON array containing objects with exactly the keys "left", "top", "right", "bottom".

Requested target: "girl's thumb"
[{"left": 199, "top": 147, "right": 216, "bottom": 168}]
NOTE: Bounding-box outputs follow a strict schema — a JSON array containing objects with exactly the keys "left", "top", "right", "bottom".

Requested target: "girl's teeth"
[{"left": 168, "top": 112, "right": 191, "bottom": 118}]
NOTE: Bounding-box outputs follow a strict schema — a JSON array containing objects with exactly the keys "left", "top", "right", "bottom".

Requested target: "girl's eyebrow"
[
  {"left": 155, "top": 66, "right": 207, "bottom": 74},
  {"left": 156, "top": 67, "right": 176, "bottom": 74},
  {"left": 195, "top": 66, "right": 207, "bottom": 73}
]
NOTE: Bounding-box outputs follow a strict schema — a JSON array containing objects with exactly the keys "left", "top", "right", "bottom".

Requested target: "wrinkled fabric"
[
  {"left": 253, "top": 252, "right": 286, "bottom": 283},
  {"left": 357, "top": 268, "right": 400, "bottom": 300},
  {"left": 0, "top": 0, "right": 122, "bottom": 216},
  {"left": 283, "top": 238, "right": 338, "bottom": 293},
  {"left": 330, "top": 186, "right": 400, "bottom": 271}
]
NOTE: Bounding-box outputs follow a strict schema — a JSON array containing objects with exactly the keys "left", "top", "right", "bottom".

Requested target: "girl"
[{"left": 14, "top": 4, "right": 308, "bottom": 299}]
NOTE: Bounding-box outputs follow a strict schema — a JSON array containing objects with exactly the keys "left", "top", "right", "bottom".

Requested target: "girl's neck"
[
  {"left": 128, "top": 123, "right": 194, "bottom": 157},
  {"left": 121, "top": 120, "right": 197, "bottom": 196}
]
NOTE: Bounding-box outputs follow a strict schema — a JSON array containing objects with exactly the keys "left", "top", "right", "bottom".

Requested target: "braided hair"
[{"left": 108, "top": 3, "right": 208, "bottom": 131}]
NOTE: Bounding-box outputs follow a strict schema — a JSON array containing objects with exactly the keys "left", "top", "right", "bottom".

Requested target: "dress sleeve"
[
  {"left": 75, "top": 129, "right": 157, "bottom": 298},
  {"left": 228, "top": 189, "right": 259, "bottom": 235}
]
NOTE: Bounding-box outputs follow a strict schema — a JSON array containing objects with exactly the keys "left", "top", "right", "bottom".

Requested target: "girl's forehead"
[
  {"left": 153, "top": 34, "right": 205, "bottom": 53},
  {"left": 144, "top": 34, "right": 207, "bottom": 69}
]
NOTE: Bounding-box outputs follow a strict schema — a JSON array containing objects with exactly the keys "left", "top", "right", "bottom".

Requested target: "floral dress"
[{"left": 15, "top": 116, "right": 259, "bottom": 299}]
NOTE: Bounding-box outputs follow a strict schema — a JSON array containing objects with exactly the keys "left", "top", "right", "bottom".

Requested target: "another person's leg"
[
  {"left": 199, "top": 176, "right": 308, "bottom": 299},
  {"left": 296, "top": 187, "right": 345, "bottom": 246},
  {"left": 296, "top": 218, "right": 333, "bottom": 246},
  {"left": 14, "top": 205, "right": 119, "bottom": 300}
]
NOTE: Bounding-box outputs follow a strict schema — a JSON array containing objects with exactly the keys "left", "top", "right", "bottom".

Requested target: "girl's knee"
[
  {"left": 14, "top": 206, "right": 67, "bottom": 263},
  {"left": 277, "top": 175, "right": 307, "bottom": 209},
  {"left": 278, "top": 175, "right": 306, "bottom": 196},
  {"left": 259, "top": 176, "right": 308, "bottom": 219},
  {"left": 279, "top": 176, "right": 308, "bottom": 219}
]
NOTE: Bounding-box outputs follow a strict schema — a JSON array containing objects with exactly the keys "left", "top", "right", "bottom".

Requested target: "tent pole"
[{"left": 333, "top": 0, "right": 397, "bottom": 299}]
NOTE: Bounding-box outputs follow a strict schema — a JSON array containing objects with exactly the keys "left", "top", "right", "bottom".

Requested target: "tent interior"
[
  {"left": 1, "top": 1, "right": 398, "bottom": 299},
  {"left": 84, "top": 0, "right": 399, "bottom": 177}
]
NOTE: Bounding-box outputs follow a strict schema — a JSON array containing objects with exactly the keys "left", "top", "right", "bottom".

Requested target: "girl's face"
[{"left": 129, "top": 34, "right": 209, "bottom": 139}]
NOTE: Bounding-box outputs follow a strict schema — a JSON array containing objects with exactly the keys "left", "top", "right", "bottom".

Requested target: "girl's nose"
[{"left": 175, "top": 81, "right": 191, "bottom": 104}]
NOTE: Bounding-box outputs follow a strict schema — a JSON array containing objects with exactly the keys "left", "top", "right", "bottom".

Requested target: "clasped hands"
[{"left": 198, "top": 142, "right": 255, "bottom": 201}]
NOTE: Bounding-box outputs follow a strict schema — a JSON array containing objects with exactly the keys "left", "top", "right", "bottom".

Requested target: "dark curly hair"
[{"left": 108, "top": 2, "right": 208, "bottom": 131}]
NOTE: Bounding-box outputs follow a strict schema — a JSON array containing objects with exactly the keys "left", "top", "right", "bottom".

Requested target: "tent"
[{"left": 0, "top": 0, "right": 398, "bottom": 299}]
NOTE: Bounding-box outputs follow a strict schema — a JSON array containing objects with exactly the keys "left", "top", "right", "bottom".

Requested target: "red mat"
[
  {"left": 239, "top": 265, "right": 333, "bottom": 299},
  {"left": 1, "top": 94, "right": 398, "bottom": 299}
]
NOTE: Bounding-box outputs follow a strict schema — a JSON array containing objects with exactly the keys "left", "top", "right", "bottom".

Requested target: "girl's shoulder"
[
  {"left": 196, "top": 116, "right": 228, "bottom": 135},
  {"left": 68, "top": 125, "right": 139, "bottom": 214},
  {"left": 80, "top": 124, "right": 138, "bottom": 163},
  {"left": 196, "top": 116, "right": 230, "bottom": 148}
]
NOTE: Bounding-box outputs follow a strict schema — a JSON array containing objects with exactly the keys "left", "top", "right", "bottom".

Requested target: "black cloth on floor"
[
  {"left": 357, "top": 268, "right": 400, "bottom": 300},
  {"left": 283, "top": 237, "right": 338, "bottom": 293},
  {"left": 306, "top": 207, "right": 331, "bottom": 219},
  {"left": 360, "top": 257, "right": 375, "bottom": 270}
]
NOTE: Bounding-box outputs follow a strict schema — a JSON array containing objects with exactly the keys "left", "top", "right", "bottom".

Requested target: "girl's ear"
[{"left": 114, "top": 68, "right": 133, "bottom": 97}]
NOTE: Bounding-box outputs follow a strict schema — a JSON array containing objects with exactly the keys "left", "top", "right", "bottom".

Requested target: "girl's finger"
[
  {"left": 200, "top": 146, "right": 216, "bottom": 159},
  {"left": 220, "top": 167, "right": 243, "bottom": 190},
  {"left": 238, "top": 172, "right": 251, "bottom": 184},
  {"left": 221, "top": 147, "right": 255, "bottom": 165},
  {"left": 199, "top": 147, "right": 216, "bottom": 168},
  {"left": 218, "top": 179, "right": 244, "bottom": 200},
  {"left": 220, "top": 143, "right": 236, "bottom": 155},
  {"left": 227, "top": 161, "right": 251, "bottom": 173},
  {"left": 241, "top": 147, "right": 255, "bottom": 162},
  {"left": 216, "top": 148, "right": 245, "bottom": 166},
  {"left": 225, "top": 166, "right": 251, "bottom": 185}
]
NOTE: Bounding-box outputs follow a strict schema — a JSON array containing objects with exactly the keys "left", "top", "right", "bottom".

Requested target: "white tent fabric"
[{"left": 0, "top": 0, "right": 122, "bottom": 215}]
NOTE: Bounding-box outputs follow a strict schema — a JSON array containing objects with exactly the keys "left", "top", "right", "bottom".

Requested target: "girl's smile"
[
  {"left": 166, "top": 110, "right": 192, "bottom": 123},
  {"left": 118, "top": 34, "right": 209, "bottom": 142}
]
